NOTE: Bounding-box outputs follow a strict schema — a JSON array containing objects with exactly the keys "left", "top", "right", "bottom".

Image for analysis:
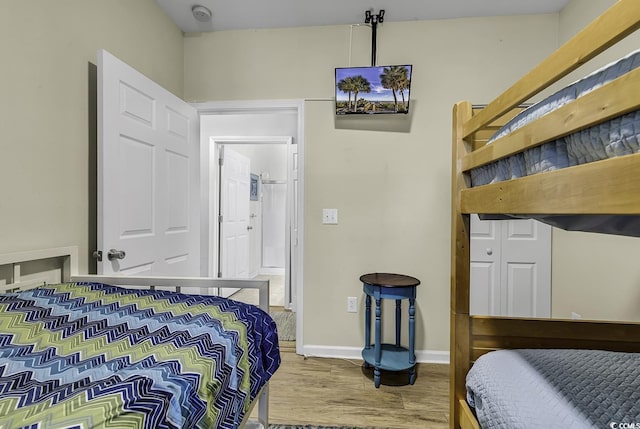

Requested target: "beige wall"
[
  {"left": 550, "top": 0, "right": 640, "bottom": 322},
  {"left": 185, "top": 15, "right": 559, "bottom": 352},
  {"left": 0, "top": 0, "right": 183, "bottom": 272},
  {"left": 5, "top": 0, "right": 634, "bottom": 353}
]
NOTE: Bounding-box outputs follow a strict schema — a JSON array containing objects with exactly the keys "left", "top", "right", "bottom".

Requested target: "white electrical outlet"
[{"left": 347, "top": 296, "right": 358, "bottom": 313}]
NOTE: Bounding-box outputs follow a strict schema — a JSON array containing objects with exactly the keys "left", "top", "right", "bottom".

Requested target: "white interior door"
[
  {"left": 470, "top": 215, "right": 552, "bottom": 317},
  {"left": 98, "top": 49, "right": 199, "bottom": 276},
  {"left": 219, "top": 146, "right": 250, "bottom": 280}
]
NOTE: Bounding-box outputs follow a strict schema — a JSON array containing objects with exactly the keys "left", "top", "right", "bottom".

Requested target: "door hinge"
[
  {"left": 217, "top": 271, "right": 222, "bottom": 278},
  {"left": 218, "top": 145, "right": 224, "bottom": 166},
  {"left": 218, "top": 214, "right": 223, "bottom": 223}
]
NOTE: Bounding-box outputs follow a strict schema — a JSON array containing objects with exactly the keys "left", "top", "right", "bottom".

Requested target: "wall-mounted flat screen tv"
[{"left": 335, "top": 65, "right": 412, "bottom": 115}]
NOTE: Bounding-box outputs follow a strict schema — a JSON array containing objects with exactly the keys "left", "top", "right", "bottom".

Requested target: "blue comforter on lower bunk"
[
  {"left": 466, "top": 349, "right": 640, "bottom": 429},
  {"left": 0, "top": 282, "right": 281, "bottom": 429}
]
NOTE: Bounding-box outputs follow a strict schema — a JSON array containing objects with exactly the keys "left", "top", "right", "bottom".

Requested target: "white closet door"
[{"left": 470, "top": 215, "right": 551, "bottom": 317}]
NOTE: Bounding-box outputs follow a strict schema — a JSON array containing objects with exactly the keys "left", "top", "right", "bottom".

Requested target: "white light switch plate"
[
  {"left": 347, "top": 296, "right": 358, "bottom": 313},
  {"left": 322, "top": 208, "right": 338, "bottom": 224}
]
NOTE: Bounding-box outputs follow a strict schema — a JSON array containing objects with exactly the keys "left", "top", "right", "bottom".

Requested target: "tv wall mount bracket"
[{"left": 364, "top": 9, "right": 385, "bottom": 66}]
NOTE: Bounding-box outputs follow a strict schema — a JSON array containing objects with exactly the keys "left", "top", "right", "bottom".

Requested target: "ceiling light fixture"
[{"left": 192, "top": 5, "right": 212, "bottom": 22}]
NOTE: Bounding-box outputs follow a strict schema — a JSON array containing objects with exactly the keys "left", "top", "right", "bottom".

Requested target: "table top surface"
[{"left": 360, "top": 273, "right": 420, "bottom": 288}]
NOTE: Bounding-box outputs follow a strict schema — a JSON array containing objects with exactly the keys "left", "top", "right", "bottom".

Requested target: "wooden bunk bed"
[
  {"left": 0, "top": 246, "right": 277, "bottom": 429},
  {"left": 450, "top": 1, "right": 640, "bottom": 428}
]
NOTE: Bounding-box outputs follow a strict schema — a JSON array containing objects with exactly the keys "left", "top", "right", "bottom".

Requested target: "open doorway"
[
  {"left": 196, "top": 101, "right": 304, "bottom": 353},
  {"left": 210, "top": 137, "right": 298, "bottom": 345},
  {"left": 214, "top": 141, "right": 288, "bottom": 309}
]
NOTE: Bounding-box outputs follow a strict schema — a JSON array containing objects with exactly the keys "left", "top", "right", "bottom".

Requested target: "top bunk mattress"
[
  {"left": 466, "top": 349, "right": 640, "bottom": 429},
  {"left": 471, "top": 49, "right": 640, "bottom": 187},
  {"left": 469, "top": 50, "right": 640, "bottom": 236}
]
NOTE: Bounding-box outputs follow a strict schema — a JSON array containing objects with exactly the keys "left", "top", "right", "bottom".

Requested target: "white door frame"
[{"left": 194, "top": 100, "right": 304, "bottom": 353}]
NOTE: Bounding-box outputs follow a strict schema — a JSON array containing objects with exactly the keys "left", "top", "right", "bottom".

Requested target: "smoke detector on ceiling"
[{"left": 192, "top": 5, "right": 212, "bottom": 22}]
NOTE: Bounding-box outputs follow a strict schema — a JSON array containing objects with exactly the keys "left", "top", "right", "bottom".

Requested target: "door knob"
[
  {"left": 486, "top": 248, "right": 493, "bottom": 255},
  {"left": 107, "top": 249, "right": 126, "bottom": 261}
]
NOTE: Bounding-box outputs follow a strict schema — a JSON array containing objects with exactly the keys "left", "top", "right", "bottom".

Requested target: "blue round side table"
[{"left": 360, "top": 272, "right": 420, "bottom": 388}]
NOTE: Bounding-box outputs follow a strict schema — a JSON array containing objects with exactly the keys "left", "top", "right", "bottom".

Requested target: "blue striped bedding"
[{"left": 0, "top": 282, "right": 281, "bottom": 429}]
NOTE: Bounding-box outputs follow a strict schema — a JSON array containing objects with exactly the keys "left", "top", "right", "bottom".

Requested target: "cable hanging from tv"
[{"left": 364, "top": 9, "right": 384, "bottom": 66}]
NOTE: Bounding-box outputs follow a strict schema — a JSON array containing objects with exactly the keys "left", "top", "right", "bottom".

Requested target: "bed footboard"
[{"left": 71, "top": 274, "right": 271, "bottom": 313}]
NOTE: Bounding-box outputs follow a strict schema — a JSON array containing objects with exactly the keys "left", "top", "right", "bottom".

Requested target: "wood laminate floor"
[{"left": 258, "top": 342, "right": 450, "bottom": 428}]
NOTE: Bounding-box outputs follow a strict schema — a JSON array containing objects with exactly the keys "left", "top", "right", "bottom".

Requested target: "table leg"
[
  {"left": 409, "top": 297, "right": 416, "bottom": 385},
  {"left": 395, "top": 299, "right": 401, "bottom": 348},
  {"left": 364, "top": 294, "right": 371, "bottom": 369},
  {"left": 374, "top": 297, "right": 381, "bottom": 388}
]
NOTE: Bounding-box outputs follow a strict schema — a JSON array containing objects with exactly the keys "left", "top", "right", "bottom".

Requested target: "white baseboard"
[{"left": 301, "top": 345, "right": 449, "bottom": 365}]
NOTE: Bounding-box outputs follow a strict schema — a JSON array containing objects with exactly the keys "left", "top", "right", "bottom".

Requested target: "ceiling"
[{"left": 155, "top": 0, "right": 571, "bottom": 33}]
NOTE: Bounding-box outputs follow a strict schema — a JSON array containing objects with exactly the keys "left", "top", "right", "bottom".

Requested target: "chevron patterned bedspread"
[{"left": 0, "top": 282, "right": 281, "bottom": 429}]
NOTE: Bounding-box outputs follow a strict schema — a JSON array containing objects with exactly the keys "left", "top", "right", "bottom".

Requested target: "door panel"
[
  {"left": 98, "top": 49, "right": 199, "bottom": 276},
  {"left": 502, "top": 218, "right": 552, "bottom": 317},
  {"left": 119, "top": 136, "right": 154, "bottom": 236},
  {"left": 470, "top": 215, "right": 501, "bottom": 315},
  {"left": 166, "top": 152, "right": 189, "bottom": 231},
  {"left": 470, "top": 262, "right": 500, "bottom": 316},
  {"left": 505, "top": 263, "right": 536, "bottom": 317}
]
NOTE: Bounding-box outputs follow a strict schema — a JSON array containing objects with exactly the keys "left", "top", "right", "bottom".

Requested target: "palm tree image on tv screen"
[{"left": 335, "top": 65, "right": 412, "bottom": 115}]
